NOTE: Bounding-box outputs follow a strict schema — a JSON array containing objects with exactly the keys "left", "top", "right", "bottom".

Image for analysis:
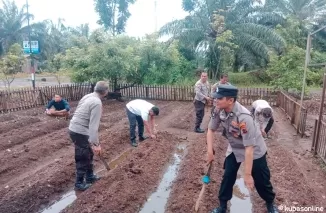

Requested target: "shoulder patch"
[{"left": 239, "top": 122, "right": 248, "bottom": 134}]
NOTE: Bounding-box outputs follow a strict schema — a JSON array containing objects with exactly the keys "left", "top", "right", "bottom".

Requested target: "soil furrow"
[
  {"left": 62, "top": 132, "right": 179, "bottom": 213},
  {"left": 0, "top": 119, "right": 68, "bottom": 151},
  {"left": 0, "top": 116, "right": 41, "bottom": 134}
]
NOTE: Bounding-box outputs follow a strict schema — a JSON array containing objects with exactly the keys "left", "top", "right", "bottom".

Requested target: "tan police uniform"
[
  {"left": 208, "top": 84, "right": 278, "bottom": 213},
  {"left": 209, "top": 101, "right": 267, "bottom": 162},
  {"left": 193, "top": 79, "right": 210, "bottom": 132}
]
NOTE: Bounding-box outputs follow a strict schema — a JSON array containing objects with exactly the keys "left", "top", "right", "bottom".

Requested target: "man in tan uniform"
[
  {"left": 194, "top": 71, "right": 211, "bottom": 133},
  {"left": 211, "top": 73, "right": 231, "bottom": 94},
  {"left": 206, "top": 85, "right": 278, "bottom": 213}
]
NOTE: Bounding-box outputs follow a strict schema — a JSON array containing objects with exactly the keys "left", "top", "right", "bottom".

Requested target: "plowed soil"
[{"left": 0, "top": 100, "right": 326, "bottom": 213}]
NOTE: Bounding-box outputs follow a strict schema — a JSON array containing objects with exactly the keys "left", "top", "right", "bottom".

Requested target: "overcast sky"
[{"left": 9, "top": 0, "right": 188, "bottom": 37}]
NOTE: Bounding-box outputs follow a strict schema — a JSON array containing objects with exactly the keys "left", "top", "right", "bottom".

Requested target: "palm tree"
[
  {"left": 264, "top": 0, "right": 326, "bottom": 25},
  {"left": 159, "top": 0, "right": 286, "bottom": 77},
  {"left": 0, "top": 0, "right": 44, "bottom": 56}
]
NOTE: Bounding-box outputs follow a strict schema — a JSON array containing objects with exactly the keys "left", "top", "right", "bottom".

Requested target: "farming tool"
[
  {"left": 99, "top": 155, "right": 110, "bottom": 171},
  {"left": 195, "top": 162, "right": 213, "bottom": 212}
]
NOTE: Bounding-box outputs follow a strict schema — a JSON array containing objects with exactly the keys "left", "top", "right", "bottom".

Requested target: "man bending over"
[
  {"left": 126, "top": 99, "right": 159, "bottom": 147},
  {"left": 251, "top": 99, "right": 274, "bottom": 139}
]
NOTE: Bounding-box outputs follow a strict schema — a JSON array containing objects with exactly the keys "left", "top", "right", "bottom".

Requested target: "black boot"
[
  {"left": 139, "top": 136, "right": 148, "bottom": 142},
  {"left": 210, "top": 208, "right": 226, "bottom": 213},
  {"left": 194, "top": 127, "right": 205, "bottom": 133},
  {"left": 266, "top": 202, "right": 279, "bottom": 213},
  {"left": 86, "top": 173, "right": 101, "bottom": 184},
  {"left": 211, "top": 200, "right": 227, "bottom": 213},
  {"left": 74, "top": 176, "right": 91, "bottom": 191},
  {"left": 131, "top": 139, "right": 138, "bottom": 147}
]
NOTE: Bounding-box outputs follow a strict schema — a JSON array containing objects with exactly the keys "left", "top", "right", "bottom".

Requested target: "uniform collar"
[{"left": 220, "top": 102, "right": 240, "bottom": 120}]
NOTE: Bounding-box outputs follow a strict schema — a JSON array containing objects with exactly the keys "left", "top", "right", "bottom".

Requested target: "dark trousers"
[
  {"left": 69, "top": 131, "right": 94, "bottom": 181},
  {"left": 126, "top": 108, "right": 144, "bottom": 142},
  {"left": 194, "top": 100, "right": 205, "bottom": 129},
  {"left": 251, "top": 108, "right": 274, "bottom": 134},
  {"left": 219, "top": 153, "right": 275, "bottom": 204}
]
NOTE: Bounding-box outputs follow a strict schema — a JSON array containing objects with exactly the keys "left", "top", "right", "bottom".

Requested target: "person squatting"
[{"left": 45, "top": 94, "right": 70, "bottom": 118}]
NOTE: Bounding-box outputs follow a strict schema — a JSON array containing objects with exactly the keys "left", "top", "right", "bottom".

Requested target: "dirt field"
[{"left": 0, "top": 99, "right": 326, "bottom": 213}]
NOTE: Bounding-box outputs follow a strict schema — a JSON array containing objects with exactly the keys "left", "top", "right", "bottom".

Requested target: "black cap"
[
  {"left": 151, "top": 106, "right": 159, "bottom": 116},
  {"left": 212, "top": 85, "right": 238, "bottom": 99}
]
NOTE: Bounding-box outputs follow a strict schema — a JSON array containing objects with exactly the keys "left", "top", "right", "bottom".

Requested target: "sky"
[{"left": 10, "top": 0, "right": 188, "bottom": 37}]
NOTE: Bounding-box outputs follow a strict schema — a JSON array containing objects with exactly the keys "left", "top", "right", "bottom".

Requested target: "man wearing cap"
[
  {"left": 194, "top": 71, "right": 211, "bottom": 133},
  {"left": 69, "top": 81, "right": 109, "bottom": 191},
  {"left": 206, "top": 85, "right": 278, "bottom": 213},
  {"left": 252, "top": 99, "right": 274, "bottom": 139},
  {"left": 126, "top": 99, "right": 159, "bottom": 147}
]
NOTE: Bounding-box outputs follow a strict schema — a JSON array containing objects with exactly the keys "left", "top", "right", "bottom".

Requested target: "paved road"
[{"left": 0, "top": 76, "right": 71, "bottom": 89}]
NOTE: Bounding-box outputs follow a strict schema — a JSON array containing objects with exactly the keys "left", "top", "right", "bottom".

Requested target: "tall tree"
[
  {"left": 94, "top": 0, "right": 136, "bottom": 36},
  {"left": 265, "top": 0, "right": 326, "bottom": 25},
  {"left": 160, "top": 0, "right": 286, "bottom": 77},
  {"left": 0, "top": 43, "right": 24, "bottom": 91},
  {"left": 0, "top": 0, "right": 44, "bottom": 56}
]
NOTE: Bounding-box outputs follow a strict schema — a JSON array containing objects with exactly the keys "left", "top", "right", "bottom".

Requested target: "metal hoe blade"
[{"left": 99, "top": 155, "right": 110, "bottom": 171}]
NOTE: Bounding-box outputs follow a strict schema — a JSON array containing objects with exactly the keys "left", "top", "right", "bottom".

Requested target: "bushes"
[{"left": 227, "top": 71, "right": 269, "bottom": 86}]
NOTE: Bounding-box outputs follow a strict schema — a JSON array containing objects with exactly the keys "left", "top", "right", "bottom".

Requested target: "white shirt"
[
  {"left": 126, "top": 99, "right": 154, "bottom": 121},
  {"left": 252, "top": 100, "right": 273, "bottom": 129},
  {"left": 252, "top": 100, "right": 272, "bottom": 112}
]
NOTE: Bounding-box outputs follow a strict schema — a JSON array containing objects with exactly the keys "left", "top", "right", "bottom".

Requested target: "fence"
[
  {"left": 0, "top": 83, "right": 278, "bottom": 113},
  {"left": 312, "top": 119, "right": 326, "bottom": 163},
  {"left": 0, "top": 84, "right": 92, "bottom": 113},
  {"left": 117, "top": 84, "right": 279, "bottom": 106},
  {"left": 276, "top": 91, "right": 308, "bottom": 137}
]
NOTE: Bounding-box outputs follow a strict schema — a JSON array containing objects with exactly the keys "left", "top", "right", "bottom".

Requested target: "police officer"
[
  {"left": 69, "top": 81, "right": 109, "bottom": 191},
  {"left": 211, "top": 73, "right": 232, "bottom": 94},
  {"left": 194, "top": 71, "right": 211, "bottom": 133},
  {"left": 206, "top": 85, "right": 278, "bottom": 213}
]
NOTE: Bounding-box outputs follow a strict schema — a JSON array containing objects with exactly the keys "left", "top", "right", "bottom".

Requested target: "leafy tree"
[
  {"left": 94, "top": 0, "right": 136, "bottom": 36},
  {"left": 64, "top": 35, "right": 140, "bottom": 88},
  {"left": 0, "top": 43, "right": 24, "bottom": 90},
  {"left": 264, "top": 0, "right": 326, "bottom": 25},
  {"left": 266, "top": 45, "right": 322, "bottom": 92},
  {"left": 0, "top": 0, "right": 45, "bottom": 56},
  {"left": 160, "top": 0, "right": 286, "bottom": 78}
]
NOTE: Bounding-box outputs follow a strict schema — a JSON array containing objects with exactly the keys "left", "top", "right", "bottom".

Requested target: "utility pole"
[
  {"left": 154, "top": 0, "right": 157, "bottom": 32},
  {"left": 26, "top": 0, "right": 35, "bottom": 89}
]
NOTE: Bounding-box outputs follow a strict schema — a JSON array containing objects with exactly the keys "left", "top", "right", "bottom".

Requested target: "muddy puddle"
[
  {"left": 39, "top": 149, "right": 132, "bottom": 213},
  {"left": 40, "top": 190, "right": 76, "bottom": 213},
  {"left": 139, "top": 143, "right": 187, "bottom": 213},
  {"left": 230, "top": 169, "right": 252, "bottom": 213}
]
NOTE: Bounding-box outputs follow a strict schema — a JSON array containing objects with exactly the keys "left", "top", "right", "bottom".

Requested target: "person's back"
[
  {"left": 252, "top": 100, "right": 272, "bottom": 112},
  {"left": 68, "top": 81, "right": 109, "bottom": 191},
  {"left": 126, "top": 99, "right": 154, "bottom": 118},
  {"left": 69, "top": 93, "right": 102, "bottom": 137}
]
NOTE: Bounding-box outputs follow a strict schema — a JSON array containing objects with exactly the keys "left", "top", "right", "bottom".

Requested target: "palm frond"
[
  {"left": 232, "top": 23, "right": 286, "bottom": 49},
  {"left": 233, "top": 32, "right": 270, "bottom": 61}
]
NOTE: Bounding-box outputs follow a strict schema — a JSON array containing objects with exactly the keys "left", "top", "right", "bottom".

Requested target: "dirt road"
[{"left": 0, "top": 100, "right": 325, "bottom": 213}]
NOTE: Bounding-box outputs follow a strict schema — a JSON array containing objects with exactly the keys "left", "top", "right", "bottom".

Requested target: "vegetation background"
[{"left": 1, "top": 0, "right": 326, "bottom": 93}]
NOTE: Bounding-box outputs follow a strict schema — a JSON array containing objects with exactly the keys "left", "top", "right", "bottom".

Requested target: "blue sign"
[{"left": 23, "top": 41, "right": 40, "bottom": 54}]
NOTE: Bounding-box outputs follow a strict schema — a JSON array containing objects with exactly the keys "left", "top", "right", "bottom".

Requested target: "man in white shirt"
[
  {"left": 126, "top": 99, "right": 160, "bottom": 147},
  {"left": 251, "top": 100, "right": 274, "bottom": 138}
]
